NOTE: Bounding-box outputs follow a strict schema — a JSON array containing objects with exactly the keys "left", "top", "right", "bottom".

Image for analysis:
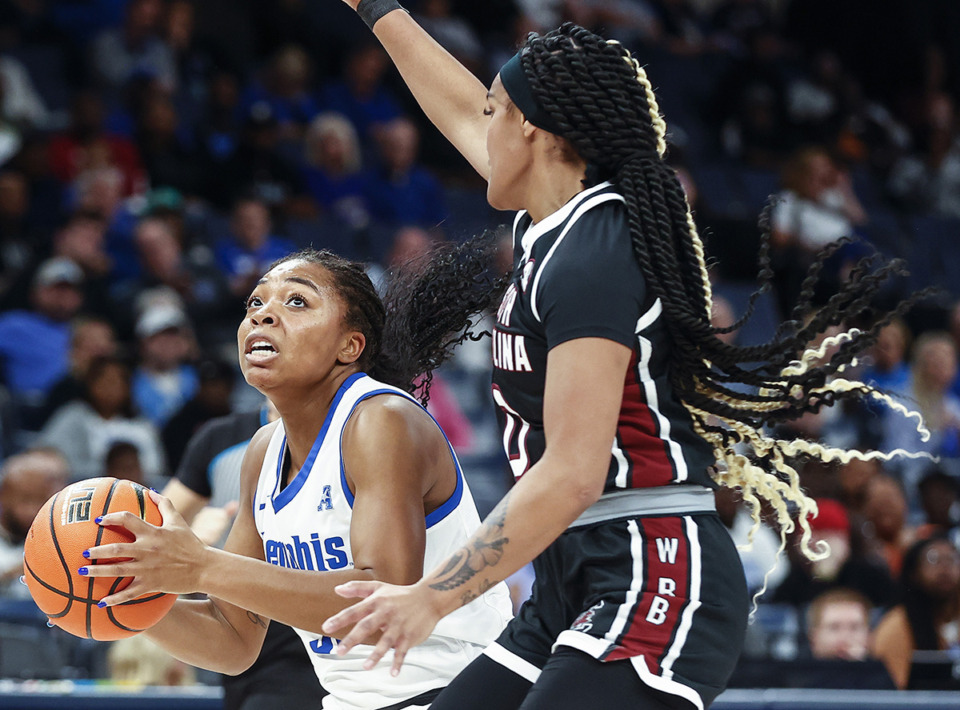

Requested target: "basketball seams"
[{"left": 44, "top": 489, "right": 73, "bottom": 617}]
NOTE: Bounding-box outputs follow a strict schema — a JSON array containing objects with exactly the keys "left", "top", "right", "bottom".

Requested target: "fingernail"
[
  {"left": 82, "top": 550, "right": 90, "bottom": 559},
  {"left": 97, "top": 601, "right": 107, "bottom": 608},
  {"left": 391, "top": 668, "right": 400, "bottom": 677},
  {"left": 78, "top": 567, "right": 88, "bottom": 576},
  {"left": 94, "top": 516, "right": 103, "bottom": 525},
  {"left": 18, "top": 575, "right": 26, "bottom": 586},
  {"left": 150, "top": 488, "right": 158, "bottom": 493}
]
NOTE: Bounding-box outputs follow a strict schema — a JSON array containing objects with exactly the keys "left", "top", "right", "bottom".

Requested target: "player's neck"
[{"left": 524, "top": 158, "right": 588, "bottom": 223}]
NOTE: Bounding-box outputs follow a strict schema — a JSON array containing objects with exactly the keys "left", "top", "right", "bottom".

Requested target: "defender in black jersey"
[
  {"left": 163, "top": 406, "right": 327, "bottom": 710},
  {"left": 327, "top": 8, "right": 915, "bottom": 710}
]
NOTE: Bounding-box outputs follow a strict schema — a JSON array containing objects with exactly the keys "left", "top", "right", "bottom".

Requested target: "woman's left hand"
[
  {"left": 80, "top": 491, "right": 209, "bottom": 606},
  {"left": 322, "top": 580, "right": 444, "bottom": 676}
]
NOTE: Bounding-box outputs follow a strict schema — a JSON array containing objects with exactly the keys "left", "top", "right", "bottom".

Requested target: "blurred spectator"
[
  {"left": 650, "top": 0, "right": 707, "bottom": 55},
  {"left": 861, "top": 473, "right": 915, "bottom": 579},
  {"left": 161, "top": 358, "right": 235, "bottom": 471},
  {"left": 207, "top": 101, "right": 310, "bottom": 213},
  {"left": 319, "top": 43, "right": 402, "bottom": 140},
  {"left": 108, "top": 634, "right": 196, "bottom": 686},
  {"left": 888, "top": 92, "right": 960, "bottom": 218},
  {"left": 806, "top": 588, "right": 872, "bottom": 661},
  {"left": 164, "top": 0, "right": 229, "bottom": 109},
  {"left": 564, "top": 0, "right": 660, "bottom": 48},
  {"left": 0, "top": 257, "right": 84, "bottom": 424},
  {"left": 215, "top": 196, "right": 295, "bottom": 298},
  {"left": 302, "top": 111, "right": 370, "bottom": 228},
  {"left": 883, "top": 332, "right": 960, "bottom": 490},
  {"left": 49, "top": 209, "right": 114, "bottom": 317},
  {"left": 861, "top": 318, "right": 911, "bottom": 393},
  {"left": 715, "top": 29, "right": 793, "bottom": 169},
  {"left": 415, "top": 0, "right": 485, "bottom": 75},
  {"left": 715, "top": 485, "right": 787, "bottom": 596},
  {"left": 0, "top": 447, "right": 70, "bottom": 598},
  {"left": 48, "top": 91, "right": 145, "bottom": 196},
  {"left": 90, "top": 0, "right": 176, "bottom": 95},
  {"left": 39, "top": 315, "right": 119, "bottom": 428},
  {"left": 195, "top": 68, "right": 243, "bottom": 165},
  {"left": 0, "top": 168, "right": 37, "bottom": 308},
  {"left": 708, "top": 0, "right": 778, "bottom": 54},
  {"left": 0, "top": 52, "right": 53, "bottom": 129},
  {"left": 871, "top": 535, "right": 960, "bottom": 688},
  {"left": 38, "top": 355, "right": 166, "bottom": 483},
  {"left": 132, "top": 305, "right": 199, "bottom": 428},
  {"left": 837, "top": 457, "right": 881, "bottom": 515},
  {"left": 365, "top": 117, "right": 447, "bottom": 230},
  {"left": 915, "top": 468, "right": 960, "bottom": 542},
  {"left": 774, "top": 498, "right": 898, "bottom": 609},
  {"left": 240, "top": 44, "right": 321, "bottom": 141},
  {"left": 104, "top": 440, "right": 146, "bottom": 485},
  {"left": 134, "top": 90, "right": 207, "bottom": 196}
]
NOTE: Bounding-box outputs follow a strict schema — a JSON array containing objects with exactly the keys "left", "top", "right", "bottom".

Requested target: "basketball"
[{"left": 22, "top": 477, "right": 177, "bottom": 641}]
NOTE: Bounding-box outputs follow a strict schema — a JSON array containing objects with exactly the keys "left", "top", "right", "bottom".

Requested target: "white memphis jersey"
[{"left": 253, "top": 372, "right": 513, "bottom": 710}]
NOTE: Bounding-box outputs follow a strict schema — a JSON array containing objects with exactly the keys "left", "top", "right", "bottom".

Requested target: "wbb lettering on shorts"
[
  {"left": 62, "top": 486, "right": 96, "bottom": 525},
  {"left": 647, "top": 537, "right": 680, "bottom": 626},
  {"left": 265, "top": 534, "right": 348, "bottom": 571}
]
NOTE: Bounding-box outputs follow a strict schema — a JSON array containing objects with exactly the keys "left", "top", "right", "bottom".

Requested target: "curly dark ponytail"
[
  {"left": 515, "top": 23, "right": 934, "bottom": 560},
  {"left": 272, "top": 232, "right": 506, "bottom": 404}
]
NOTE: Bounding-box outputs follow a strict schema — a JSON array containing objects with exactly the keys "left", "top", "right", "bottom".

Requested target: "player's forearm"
[
  {"left": 197, "top": 546, "right": 377, "bottom": 634},
  {"left": 367, "top": 10, "right": 490, "bottom": 177},
  {"left": 420, "top": 454, "right": 602, "bottom": 616},
  {"left": 145, "top": 597, "right": 262, "bottom": 675}
]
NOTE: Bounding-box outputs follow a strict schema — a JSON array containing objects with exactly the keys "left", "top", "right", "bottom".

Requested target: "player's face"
[
  {"left": 484, "top": 76, "right": 533, "bottom": 212},
  {"left": 238, "top": 260, "right": 357, "bottom": 393}
]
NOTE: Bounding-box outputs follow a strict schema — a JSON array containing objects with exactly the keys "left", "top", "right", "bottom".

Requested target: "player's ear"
[{"left": 338, "top": 331, "right": 365, "bottom": 366}]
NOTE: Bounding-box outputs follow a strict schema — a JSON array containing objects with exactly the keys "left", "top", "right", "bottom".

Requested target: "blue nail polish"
[
  {"left": 82, "top": 550, "right": 90, "bottom": 559},
  {"left": 94, "top": 516, "right": 103, "bottom": 525},
  {"left": 97, "top": 601, "right": 107, "bottom": 609},
  {"left": 78, "top": 567, "right": 88, "bottom": 576}
]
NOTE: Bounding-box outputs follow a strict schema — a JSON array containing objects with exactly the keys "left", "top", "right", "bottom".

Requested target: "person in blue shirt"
[{"left": 215, "top": 195, "right": 296, "bottom": 298}]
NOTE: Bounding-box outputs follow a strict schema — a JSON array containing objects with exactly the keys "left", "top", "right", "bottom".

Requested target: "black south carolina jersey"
[{"left": 491, "top": 181, "right": 715, "bottom": 492}]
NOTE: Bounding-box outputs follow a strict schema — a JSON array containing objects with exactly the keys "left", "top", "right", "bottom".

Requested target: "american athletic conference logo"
[{"left": 317, "top": 485, "right": 333, "bottom": 511}]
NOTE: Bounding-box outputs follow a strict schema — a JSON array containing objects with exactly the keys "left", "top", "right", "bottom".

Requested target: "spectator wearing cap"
[
  {"left": 774, "top": 498, "right": 898, "bottom": 609},
  {"left": 38, "top": 355, "right": 166, "bottom": 483},
  {"left": 132, "top": 305, "right": 199, "bottom": 428},
  {"left": 0, "top": 257, "right": 85, "bottom": 427},
  {"left": 215, "top": 196, "right": 295, "bottom": 298},
  {"left": 162, "top": 358, "right": 237, "bottom": 472}
]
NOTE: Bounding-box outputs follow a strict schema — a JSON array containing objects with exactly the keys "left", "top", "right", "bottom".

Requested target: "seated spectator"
[
  {"left": 132, "top": 305, "right": 199, "bottom": 428},
  {"left": 915, "top": 468, "right": 960, "bottom": 541},
  {"left": 90, "top": 0, "right": 176, "bottom": 96},
  {"left": 883, "top": 332, "right": 960, "bottom": 490},
  {"left": 0, "top": 257, "right": 85, "bottom": 427},
  {"left": 134, "top": 91, "right": 207, "bottom": 197},
  {"left": 871, "top": 535, "right": 960, "bottom": 688},
  {"left": 108, "top": 635, "right": 196, "bottom": 686},
  {"left": 774, "top": 498, "right": 898, "bottom": 609},
  {"left": 887, "top": 92, "right": 960, "bottom": 218},
  {"left": 807, "top": 588, "right": 873, "bottom": 661},
  {"left": 39, "top": 316, "right": 119, "bottom": 428},
  {"left": 162, "top": 358, "right": 236, "bottom": 472},
  {"left": 414, "top": 0, "right": 485, "bottom": 75},
  {"left": 38, "top": 355, "right": 166, "bottom": 482},
  {"left": 364, "top": 117, "right": 447, "bottom": 230},
  {"left": 240, "top": 44, "right": 321, "bottom": 142},
  {"left": 0, "top": 169, "right": 40, "bottom": 310},
  {"left": 195, "top": 69, "right": 244, "bottom": 166},
  {"left": 215, "top": 196, "right": 295, "bottom": 297},
  {"left": 862, "top": 473, "right": 915, "bottom": 579},
  {"left": 48, "top": 209, "right": 114, "bottom": 318},
  {"left": 0, "top": 53, "right": 53, "bottom": 131},
  {"left": 104, "top": 441, "right": 146, "bottom": 486},
  {"left": 302, "top": 112, "right": 370, "bottom": 228},
  {"left": 0, "top": 448, "right": 70, "bottom": 598},
  {"left": 715, "top": 485, "right": 788, "bottom": 596},
  {"left": 48, "top": 91, "right": 145, "bottom": 196},
  {"left": 861, "top": 318, "right": 911, "bottom": 393},
  {"left": 319, "top": 42, "right": 402, "bottom": 140}
]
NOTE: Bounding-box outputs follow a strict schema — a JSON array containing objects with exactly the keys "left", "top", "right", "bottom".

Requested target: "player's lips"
[{"left": 244, "top": 334, "right": 279, "bottom": 363}]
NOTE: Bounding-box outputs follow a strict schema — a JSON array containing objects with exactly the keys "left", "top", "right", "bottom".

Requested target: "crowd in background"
[{"left": 1, "top": 0, "right": 960, "bottom": 693}]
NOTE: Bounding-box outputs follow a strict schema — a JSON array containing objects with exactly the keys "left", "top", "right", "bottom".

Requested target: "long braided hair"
[
  {"left": 514, "top": 23, "right": 933, "bottom": 562},
  {"left": 270, "top": 236, "right": 506, "bottom": 403}
]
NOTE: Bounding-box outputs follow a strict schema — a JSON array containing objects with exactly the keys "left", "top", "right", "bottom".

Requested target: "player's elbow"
[{"left": 218, "top": 644, "right": 260, "bottom": 676}]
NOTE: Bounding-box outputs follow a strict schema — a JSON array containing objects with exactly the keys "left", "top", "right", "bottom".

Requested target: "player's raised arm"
[{"left": 339, "top": 0, "right": 491, "bottom": 178}]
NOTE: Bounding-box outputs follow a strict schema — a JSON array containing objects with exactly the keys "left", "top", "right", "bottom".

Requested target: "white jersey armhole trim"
[{"left": 530, "top": 192, "right": 626, "bottom": 323}]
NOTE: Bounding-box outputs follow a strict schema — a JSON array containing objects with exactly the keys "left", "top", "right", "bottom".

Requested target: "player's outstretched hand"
[
  {"left": 80, "top": 491, "right": 208, "bottom": 606},
  {"left": 322, "top": 580, "right": 444, "bottom": 677}
]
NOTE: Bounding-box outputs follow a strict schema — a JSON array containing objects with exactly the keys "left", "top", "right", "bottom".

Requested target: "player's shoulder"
[{"left": 345, "top": 390, "right": 440, "bottom": 452}]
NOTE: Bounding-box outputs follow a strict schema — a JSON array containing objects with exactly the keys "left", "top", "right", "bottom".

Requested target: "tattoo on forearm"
[
  {"left": 246, "top": 611, "right": 267, "bottom": 628},
  {"left": 430, "top": 495, "right": 510, "bottom": 593}
]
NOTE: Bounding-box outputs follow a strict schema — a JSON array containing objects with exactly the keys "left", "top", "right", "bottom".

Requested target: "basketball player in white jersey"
[{"left": 84, "top": 248, "right": 512, "bottom": 710}]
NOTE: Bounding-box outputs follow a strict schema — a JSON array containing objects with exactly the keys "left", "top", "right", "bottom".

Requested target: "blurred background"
[{"left": 1, "top": 0, "right": 960, "bottom": 706}]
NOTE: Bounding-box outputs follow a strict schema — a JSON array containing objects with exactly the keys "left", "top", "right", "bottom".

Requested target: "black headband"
[{"left": 498, "top": 51, "right": 562, "bottom": 135}]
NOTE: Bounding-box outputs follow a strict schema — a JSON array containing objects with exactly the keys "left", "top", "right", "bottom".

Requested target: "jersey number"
[{"left": 492, "top": 385, "right": 531, "bottom": 480}]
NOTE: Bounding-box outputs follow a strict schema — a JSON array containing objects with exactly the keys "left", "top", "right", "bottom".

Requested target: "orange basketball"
[{"left": 22, "top": 477, "right": 176, "bottom": 641}]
